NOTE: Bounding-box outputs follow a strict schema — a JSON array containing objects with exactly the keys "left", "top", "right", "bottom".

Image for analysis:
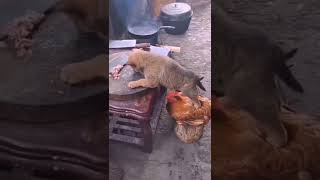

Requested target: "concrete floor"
[{"left": 109, "top": 2, "right": 211, "bottom": 180}]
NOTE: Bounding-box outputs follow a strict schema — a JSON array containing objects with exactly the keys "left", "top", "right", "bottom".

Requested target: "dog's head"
[
  {"left": 180, "top": 76, "right": 206, "bottom": 107},
  {"left": 127, "top": 49, "right": 146, "bottom": 73}
]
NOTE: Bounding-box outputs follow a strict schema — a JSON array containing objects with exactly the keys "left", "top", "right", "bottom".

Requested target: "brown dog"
[
  {"left": 54, "top": 0, "right": 107, "bottom": 85},
  {"left": 55, "top": 0, "right": 107, "bottom": 38},
  {"left": 127, "top": 49, "right": 206, "bottom": 107},
  {"left": 213, "top": 5, "right": 304, "bottom": 148}
]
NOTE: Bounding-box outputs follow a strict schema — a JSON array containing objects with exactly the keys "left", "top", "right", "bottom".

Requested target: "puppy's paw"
[
  {"left": 128, "top": 81, "right": 138, "bottom": 89},
  {"left": 60, "top": 63, "right": 85, "bottom": 85}
]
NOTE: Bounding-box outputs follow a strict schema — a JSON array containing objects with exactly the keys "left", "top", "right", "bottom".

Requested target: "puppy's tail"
[{"left": 196, "top": 77, "right": 206, "bottom": 91}]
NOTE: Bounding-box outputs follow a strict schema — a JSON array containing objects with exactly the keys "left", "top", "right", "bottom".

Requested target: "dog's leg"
[
  {"left": 128, "top": 79, "right": 159, "bottom": 89},
  {"left": 60, "top": 54, "right": 106, "bottom": 84}
]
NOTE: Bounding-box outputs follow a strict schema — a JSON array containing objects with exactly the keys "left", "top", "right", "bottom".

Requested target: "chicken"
[
  {"left": 166, "top": 91, "right": 211, "bottom": 125},
  {"left": 166, "top": 91, "right": 212, "bottom": 143}
]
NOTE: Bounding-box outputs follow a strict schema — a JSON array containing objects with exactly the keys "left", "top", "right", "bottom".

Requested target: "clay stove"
[
  {"left": 108, "top": 46, "right": 168, "bottom": 153},
  {"left": 109, "top": 85, "right": 166, "bottom": 153}
]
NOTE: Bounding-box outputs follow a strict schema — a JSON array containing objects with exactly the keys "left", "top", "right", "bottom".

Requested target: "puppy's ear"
[
  {"left": 283, "top": 48, "right": 298, "bottom": 62},
  {"left": 196, "top": 77, "right": 206, "bottom": 91}
]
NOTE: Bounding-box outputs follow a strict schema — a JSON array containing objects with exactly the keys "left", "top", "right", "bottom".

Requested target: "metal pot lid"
[{"left": 160, "top": 3, "right": 192, "bottom": 20}]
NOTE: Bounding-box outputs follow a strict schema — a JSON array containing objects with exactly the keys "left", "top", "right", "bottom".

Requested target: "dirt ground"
[
  {"left": 216, "top": 0, "right": 320, "bottom": 116},
  {"left": 109, "top": 2, "right": 211, "bottom": 180}
]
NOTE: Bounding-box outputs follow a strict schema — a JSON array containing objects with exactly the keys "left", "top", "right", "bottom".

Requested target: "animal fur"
[
  {"left": 60, "top": 54, "right": 106, "bottom": 84},
  {"left": 213, "top": 5, "right": 303, "bottom": 148},
  {"left": 53, "top": 0, "right": 107, "bottom": 84},
  {"left": 213, "top": 96, "right": 320, "bottom": 180},
  {"left": 55, "top": 0, "right": 107, "bottom": 38},
  {"left": 127, "top": 49, "right": 206, "bottom": 107}
]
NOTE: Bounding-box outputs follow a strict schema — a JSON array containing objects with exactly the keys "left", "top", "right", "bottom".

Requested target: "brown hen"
[
  {"left": 166, "top": 91, "right": 211, "bottom": 143},
  {"left": 166, "top": 91, "right": 211, "bottom": 125}
]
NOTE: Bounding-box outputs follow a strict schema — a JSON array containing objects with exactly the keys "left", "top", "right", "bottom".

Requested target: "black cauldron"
[{"left": 160, "top": 3, "right": 193, "bottom": 35}]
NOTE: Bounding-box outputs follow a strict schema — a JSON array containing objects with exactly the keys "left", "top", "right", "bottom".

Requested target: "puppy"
[
  {"left": 55, "top": 0, "right": 107, "bottom": 84},
  {"left": 55, "top": 0, "right": 107, "bottom": 38},
  {"left": 213, "top": 5, "right": 303, "bottom": 148},
  {"left": 127, "top": 49, "right": 206, "bottom": 107}
]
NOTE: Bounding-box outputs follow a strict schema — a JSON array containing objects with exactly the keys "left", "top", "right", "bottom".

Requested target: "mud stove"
[{"left": 108, "top": 35, "right": 168, "bottom": 153}]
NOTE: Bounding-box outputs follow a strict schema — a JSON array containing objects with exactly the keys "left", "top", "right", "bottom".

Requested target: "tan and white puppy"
[{"left": 127, "top": 49, "right": 206, "bottom": 107}]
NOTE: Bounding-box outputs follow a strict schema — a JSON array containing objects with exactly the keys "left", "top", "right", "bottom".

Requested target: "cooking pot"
[
  {"left": 127, "top": 20, "right": 174, "bottom": 45},
  {"left": 160, "top": 3, "right": 193, "bottom": 35}
]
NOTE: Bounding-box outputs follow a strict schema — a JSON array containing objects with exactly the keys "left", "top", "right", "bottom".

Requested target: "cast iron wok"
[{"left": 127, "top": 20, "right": 174, "bottom": 44}]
